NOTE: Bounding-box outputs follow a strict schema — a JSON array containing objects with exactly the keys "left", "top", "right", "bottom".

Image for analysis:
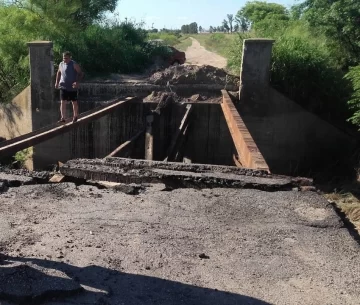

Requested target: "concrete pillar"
[
  {"left": 27, "top": 41, "right": 55, "bottom": 129},
  {"left": 239, "top": 39, "right": 274, "bottom": 104}
]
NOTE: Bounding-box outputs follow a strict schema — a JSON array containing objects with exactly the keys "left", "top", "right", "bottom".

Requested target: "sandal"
[
  {"left": 72, "top": 116, "right": 78, "bottom": 123},
  {"left": 57, "top": 118, "right": 66, "bottom": 123}
]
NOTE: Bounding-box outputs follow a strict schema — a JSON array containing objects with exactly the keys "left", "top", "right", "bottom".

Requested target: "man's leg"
[
  {"left": 59, "top": 90, "right": 67, "bottom": 122},
  {"left": 60, "top": 100, "right": 67, "bottom": 120},
  {"left": 72, "top": 101, "right": 79, "bottom": 122},
  {"left": 71, "top": 90, "right": 79, "bottom": 123}
]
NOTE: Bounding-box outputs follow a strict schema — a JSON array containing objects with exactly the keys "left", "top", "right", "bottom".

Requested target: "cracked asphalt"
[{"left": 0, "top": 182, "right": 359, "bottom": 304}]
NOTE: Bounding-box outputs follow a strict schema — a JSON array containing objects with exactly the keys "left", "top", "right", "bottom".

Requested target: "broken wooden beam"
[
  {"left": 145, "top": 115, "right": 154, "bottom": 160},
  {"left": 221, "top": 90, "right": 270, "bottom": 172},
  {"left": 0, "top": 97, "right": 137, "bottom": 157},
  {"left": 106, "top": 129, "right": 145, "bottom": 158},
  {"left": 164, "top": 105, "right": 193, "bottom": 162}
]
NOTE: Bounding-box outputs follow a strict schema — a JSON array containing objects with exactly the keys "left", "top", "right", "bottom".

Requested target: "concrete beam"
[
  {"left": 0, "top": 97, "right": 137, "bottom": 157},
  {"left": 105, "top": 129, "right": 145, "bottom": 158},
  {"left": 221, "top": 90, "right": 270, "bottom": 172},
  {"left": 164, "top": 105, "right": 193, "bottom": 162},
  {"left": 27, "top": 41, "right": 55, "bottom": 129},
  {"left": 60, "top": 158, "right": 306, "bottom": 191}
]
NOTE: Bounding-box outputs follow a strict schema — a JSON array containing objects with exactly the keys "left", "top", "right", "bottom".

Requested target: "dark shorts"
[{"left": 60, "top": 89, "right": 78, "bottom": 101}]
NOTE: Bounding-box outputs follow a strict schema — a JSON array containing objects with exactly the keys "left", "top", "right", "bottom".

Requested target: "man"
[{"left": 55, "top": 51, "right": 83, "bottom": 123}]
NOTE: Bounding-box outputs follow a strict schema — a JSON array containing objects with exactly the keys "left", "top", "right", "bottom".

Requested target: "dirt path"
[{"left": 185, "top": 37, "right": 227, "bottom": 69}]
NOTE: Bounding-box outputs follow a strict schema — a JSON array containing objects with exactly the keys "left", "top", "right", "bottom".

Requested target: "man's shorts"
[{"left": 60, "top": 89, "right": 78, "bottom": 101}]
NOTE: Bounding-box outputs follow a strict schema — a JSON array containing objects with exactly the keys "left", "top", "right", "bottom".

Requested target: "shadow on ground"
[{"left": 1, "top": 255, "right": 270, "bottom": 305}]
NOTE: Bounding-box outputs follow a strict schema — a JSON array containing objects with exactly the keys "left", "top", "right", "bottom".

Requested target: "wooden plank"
[
  {"left": 164, "top": 105, "right": 193, "bottom": 162},
  {"left": 233, "top": 154, "right": 243, "bottom": 168},
  {"left": 173, "top": 122, "right": 191, "bottom": 162},
  {"left": 49, "top": 173, "right": 66, "bottom": 183},
  {"left": 105, "top": 129, "right": 145, "bottom": 158},
  {"left": 145, "top": 115, "right": 154, "bottom": 160},
  {"left": 221, "top": 90, "right": 270, "bottom": 172},
  {"left": 0, "top": 97, "right": 137, "bottom": 157}
]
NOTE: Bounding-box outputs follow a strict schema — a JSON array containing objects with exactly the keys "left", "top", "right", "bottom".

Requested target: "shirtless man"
[{"left": 55, "top": 51, "right": 83, "bottom": 123}]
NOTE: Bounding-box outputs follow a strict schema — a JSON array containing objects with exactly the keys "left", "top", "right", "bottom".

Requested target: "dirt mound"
[
  {"left": 144, "top": 91, "right": 222, "bottom": 109},
  {"left": 149, "top": 65, "right": 239, "bottom": 87}
]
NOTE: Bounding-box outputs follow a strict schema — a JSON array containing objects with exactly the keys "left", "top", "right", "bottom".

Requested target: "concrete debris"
[
  {"left": 149, "top": 64, "right": 240, "bottom": 87},
  {"left": 0, "top": 167, "right": 51, "bottom": 182},
  {"left": 0, "top": 262, "right": 83, "bottom": 304},
  {"left": 0, "top": 181, "right": 6, "bottom": 193},
  {"left": 0, "top": 173, "right": 36, "bottom": 187}
]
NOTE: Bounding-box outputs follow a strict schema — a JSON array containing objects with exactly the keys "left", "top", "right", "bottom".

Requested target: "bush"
[
  {"left": 147, "top": 32, "right": 180, "bottom": 46},
  {"left": 55, "top": 22, "right": 159, "bottom": 74},
  {"left": 345, "top": 66, "right": 360, "bottom": 127}
]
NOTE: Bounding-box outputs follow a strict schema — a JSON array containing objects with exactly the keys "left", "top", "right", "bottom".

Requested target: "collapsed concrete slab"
[
  {"left": 0, "top": 262, "right": 83, "bottom": 304},
  {"left": 60, "top": 158, "right": 312, "bottom": 191}
]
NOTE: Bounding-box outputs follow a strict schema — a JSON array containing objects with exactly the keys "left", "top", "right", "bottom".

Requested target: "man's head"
[{"left": 62, "top": 51, "right": 72, "bottom": 64}]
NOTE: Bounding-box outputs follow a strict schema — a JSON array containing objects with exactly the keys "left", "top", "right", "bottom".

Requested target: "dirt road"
[
  {"left": 1, "top": 176, "right": 360, "bottom": 304},
  {"left": 185, "top": 37, "right": 227, "bottom": 69}
]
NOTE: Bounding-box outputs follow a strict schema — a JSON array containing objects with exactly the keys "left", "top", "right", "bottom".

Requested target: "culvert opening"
[{"left": 69, "top": 91, "right": 238, "bottom": 167}]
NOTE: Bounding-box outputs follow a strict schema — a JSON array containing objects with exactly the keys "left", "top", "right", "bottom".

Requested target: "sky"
[{"left": 113, "top": 0, "right": 297, "bottom": 30}]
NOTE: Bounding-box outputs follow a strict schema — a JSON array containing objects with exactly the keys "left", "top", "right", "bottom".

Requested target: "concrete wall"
[
  {"left": 0, "top": 86, "right": 34, "bottom": 168},
  {"left": 187, "top": 104, "right": 235, "bottom": 165},
  {"left": 238, "top": 39, "right": 355, "bottom": 176},
  {"left": 0, "top": 86, "right": 32, "bottom": 140},
  {"left": 238, "top": 88, "right": 354, "bottom": 175}
]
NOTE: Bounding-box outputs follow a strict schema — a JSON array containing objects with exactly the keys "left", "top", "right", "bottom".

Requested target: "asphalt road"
[{"left": 0, "top": 182, "right": 359, "bottom": 304}]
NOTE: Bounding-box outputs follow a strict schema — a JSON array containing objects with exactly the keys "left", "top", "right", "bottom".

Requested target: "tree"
[
  {"left": 238, "top": 1, "right": 289, "bottom": 25},
  {"left": 189, "top": 22, "right": 198, "bottom": 34},
  {"left": 222, "top": 19, "right": 229, "bottom": 33},
  {"left": 234, "top": 23, "right": 239, "bottom": 32},
  {"left": 235, "top": 14, "right": 249, "bottom": 32},
  {"left": 7, "top": 0, "right": 118, "bottom": 29},
  {"left": 209, "top": 26, "right": 214, "bottom": 33},
  {"left": 227, "top": 14, "right": 234, "bottom": 33},
  {"left": 199, "top": 25, "right": 203, "bottom": 33},
  {"left": 295, "top": 0, "right": 360, "bottom": 65},
  {"left": 181, "top": 22, "right": 198, "bottom": 34}
]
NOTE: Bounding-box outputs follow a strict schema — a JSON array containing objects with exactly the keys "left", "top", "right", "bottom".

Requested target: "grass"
[
  {"left": 174, "top": 36, "right": 192, "bottom": 51},
  {"left": 14, "top": 147, "right": 33, "bottom": 167},
  {"left": 324, "top": 189, "right": 360, "bottom": 233},
  {"left": 190, "top": 33, "right": 238, "bottom": 58}
]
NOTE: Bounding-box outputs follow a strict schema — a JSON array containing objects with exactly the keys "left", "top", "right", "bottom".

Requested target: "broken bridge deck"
[{"left": 60, "top": 157, "right": 311, "bottom": 191}]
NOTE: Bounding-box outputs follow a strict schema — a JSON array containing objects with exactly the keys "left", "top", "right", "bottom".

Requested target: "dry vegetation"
[{"left": 325, "top": 190, "right": 360, "bottom": 232}]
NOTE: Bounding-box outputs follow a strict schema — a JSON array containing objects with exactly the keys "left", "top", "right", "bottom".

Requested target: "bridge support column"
[
  {"left": 239, "top": 39, "right": 274, "bottom": 104},
  {"left": 27, "top": 41, "right": 55, "bottom": 129}
]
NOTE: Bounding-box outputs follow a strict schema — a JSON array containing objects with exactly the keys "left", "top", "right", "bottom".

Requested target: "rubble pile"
[{"left": 149, "top": 64, "right": 240, "bottom": 87}]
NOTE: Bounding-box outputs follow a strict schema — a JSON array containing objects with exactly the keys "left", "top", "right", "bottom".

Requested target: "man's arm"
[{"left": 73, "top": 64, "right": 84, "bottom": 88}]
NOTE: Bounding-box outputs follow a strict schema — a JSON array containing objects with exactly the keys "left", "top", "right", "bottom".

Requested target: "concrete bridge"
[{"left": 0, "top": 40, "right": 354, "bottom": 178}]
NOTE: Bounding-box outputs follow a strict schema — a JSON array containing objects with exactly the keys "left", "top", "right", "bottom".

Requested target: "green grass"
[
  {"left": 190, "top": 33, "right": 238, "bottom": 58},
  {"left": 174, "top": 36, "right": 192, "bottom": 51}
]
